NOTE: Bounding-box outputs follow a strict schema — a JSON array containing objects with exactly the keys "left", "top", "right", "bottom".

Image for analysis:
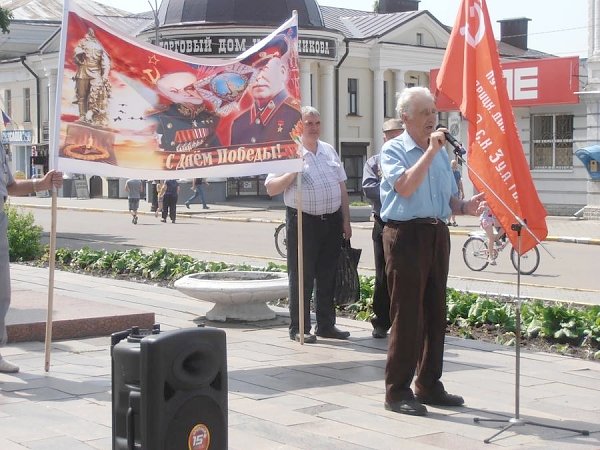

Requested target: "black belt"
[
  {"left": 287, "top": 207, "right": 340, "bottom": 221},
  {"left": 387, "top": 217, "right": 446, "bottom": 226}
]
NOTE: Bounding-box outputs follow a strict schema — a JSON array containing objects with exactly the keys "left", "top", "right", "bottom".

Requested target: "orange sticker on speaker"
[{"left": 188, "top": 423, "right": 210, "bottom": 450}]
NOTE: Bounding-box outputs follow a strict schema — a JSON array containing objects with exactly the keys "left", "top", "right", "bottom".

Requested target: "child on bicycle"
[{"left": 480, "top": 206, "right": 505, "bottom": 265}]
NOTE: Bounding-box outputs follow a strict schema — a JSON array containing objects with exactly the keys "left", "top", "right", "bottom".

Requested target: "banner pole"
[
  {"left": 44, "top": 188, "right": 57, "bottom": 371},
  {"left": 296, "top": 163, "right": 305, "bottom": 345}
]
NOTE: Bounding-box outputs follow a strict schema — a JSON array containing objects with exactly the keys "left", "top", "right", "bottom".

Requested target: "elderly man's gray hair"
[
  {"left": 301, "top": 105, "right": 320, "bottom": 117},
  {"left": 395, "top": 86, "right": 435, "bottom": 119}
]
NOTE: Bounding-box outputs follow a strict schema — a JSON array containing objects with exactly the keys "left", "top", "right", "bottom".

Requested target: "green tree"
[{"left": 1, "top": 6, "right": 13, "bottom": 34}]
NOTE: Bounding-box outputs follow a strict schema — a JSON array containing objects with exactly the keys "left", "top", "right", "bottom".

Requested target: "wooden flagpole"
[
  {"left": 44, "top": 188, "right": 57, "bottom": 372},
  {"left": 296, "top": 169, "right": 305, "bottom": 345}
]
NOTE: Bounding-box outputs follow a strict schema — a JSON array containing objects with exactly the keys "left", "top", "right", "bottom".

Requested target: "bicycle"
[
  {"left": 462, "top": 231, "right": 540, "bottom": 275},
  {"left": 274, "top": 223, "right": 287, "bottom": 258}
]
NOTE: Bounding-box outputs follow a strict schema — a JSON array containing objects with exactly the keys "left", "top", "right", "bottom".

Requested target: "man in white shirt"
[{"left": 265, "top": 106, "right": 352, "bottom": 343}]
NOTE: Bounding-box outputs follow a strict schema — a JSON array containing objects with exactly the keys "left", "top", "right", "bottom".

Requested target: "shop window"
[
  {"left": 348, "top": 78, "right": 358, "bottom": 115},
  {"left": 4, "top": 89, "right": 11, "bottom": 116},
  {"left": 530, "top": 114, "right": 573, "bottom": 169}
]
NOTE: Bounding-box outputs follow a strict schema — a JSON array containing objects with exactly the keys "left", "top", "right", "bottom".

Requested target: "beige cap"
[{"left": 382, "top": 118, "right": 404, "bottom": 132}]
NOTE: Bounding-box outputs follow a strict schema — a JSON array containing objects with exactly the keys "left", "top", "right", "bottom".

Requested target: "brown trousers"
[{"left": 383, "top": 220, "right": 450, "bottom": 402}]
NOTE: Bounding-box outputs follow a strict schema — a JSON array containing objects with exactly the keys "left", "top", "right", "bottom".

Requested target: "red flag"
[{"left": 436, "top": 0, "right": 547, "bottom": 254}]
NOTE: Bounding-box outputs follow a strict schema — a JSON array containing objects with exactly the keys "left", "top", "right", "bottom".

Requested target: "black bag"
[{"left": 333, "top": 239, "right": 362, "bottom": 306}]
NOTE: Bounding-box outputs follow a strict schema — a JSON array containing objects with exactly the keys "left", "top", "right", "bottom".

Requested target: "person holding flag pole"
[
  {"left": 0, "top": 145, "right": 63, "bottom": 372},
  {"left": 265, "top": 106, "right": 352, "bottom": 344}
]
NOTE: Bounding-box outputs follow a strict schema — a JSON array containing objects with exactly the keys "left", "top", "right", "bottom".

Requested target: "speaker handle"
[{"left": 127, "top": 390, "right": 141, "bottom": 450}]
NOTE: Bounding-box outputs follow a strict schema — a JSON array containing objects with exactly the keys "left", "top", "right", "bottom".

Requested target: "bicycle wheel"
[
  {"left": 274, "top": 223, "right": 287, "bottom": 258},
  {"left": 510, "top": 246, "right": 540, "bottom": 275},
  {"left": 462, "top": 236, "right": 489, "bottom": 271}
]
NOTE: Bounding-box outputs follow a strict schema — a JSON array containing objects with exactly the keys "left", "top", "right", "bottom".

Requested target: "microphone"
[{"left": 436, "top": 124, "right": 466, "bottom": 156}]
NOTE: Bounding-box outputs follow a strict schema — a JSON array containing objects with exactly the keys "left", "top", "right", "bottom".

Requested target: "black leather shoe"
[
  {"left": 290, "top": 332, "right": 317, "bottom": 343},
  {"left": 384, "top": 399, "right": 427, "bottom": 416},
  {"left": 316, "top": 326, "right": 350, "bottom": 340},
  {"left": 371, "top": 326, "right": 388, "bottom": 339},
  {"left": 415, "top": 391, "right": 464, "bottom": 407}
]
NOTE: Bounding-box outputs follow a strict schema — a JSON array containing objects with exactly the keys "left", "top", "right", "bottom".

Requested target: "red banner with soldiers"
[{"left": 54, "top": 0, "right": 303, "bottom": 179}]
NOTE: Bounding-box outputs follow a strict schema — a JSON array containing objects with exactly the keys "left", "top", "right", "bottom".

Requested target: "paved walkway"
[
  {"left": 1, "top": 264, "right": 599, "bottom": 449},
  {"left": 1, "top": 196, "right": 600, "bottom": 448}
]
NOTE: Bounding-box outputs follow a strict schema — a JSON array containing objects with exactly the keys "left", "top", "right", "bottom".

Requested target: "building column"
[
  {"left": 581, "top": 92, "right": 600, "bottom": 219},
  {"left": 373, "top": 68, "right": 384, "bottom": 154},
  {"left": 581, "top": 0, "right": 600, "bottom": 218},
  {"left": 394, "top": 69, "right": 406, "bottom": 99},
  {"left": 590, "top": 0, "right": 600, "bottom": 57},
  {"left": 299, "top": 59, "right": 312, "bottom": 107},
  {"left": 319, "top": 62, "right": 335, "bottom": 146}
]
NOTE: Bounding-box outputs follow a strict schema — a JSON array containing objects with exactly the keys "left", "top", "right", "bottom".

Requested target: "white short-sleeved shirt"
[{"left": 266, "top": 140, "right": 347, "bottom": 215}]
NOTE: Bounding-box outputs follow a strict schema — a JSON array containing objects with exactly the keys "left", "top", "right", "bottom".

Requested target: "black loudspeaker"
[{"left": 112, "top": 326, "right": 227, "bottom": 450}]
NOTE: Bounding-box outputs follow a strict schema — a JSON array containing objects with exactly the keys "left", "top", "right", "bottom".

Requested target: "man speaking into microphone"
[
  {"left": 436, "top": 123, "right": 466, "bottom": 157},
  {"left": 379, "top": 87, "right": 485, "bottom": 416}
]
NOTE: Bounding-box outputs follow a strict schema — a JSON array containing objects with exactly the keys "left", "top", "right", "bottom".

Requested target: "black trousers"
[
  {"left": 162, "top": 194, "right": 177, "bottom": 222},
  {"left": 286, "top": 207, "right": 343, "bottom": 334},
  {"left": 383, "top": 220, "right": 450, "bottom": 402},
  {"left": 371, "top": 216, "right": 391, "bottom": 331}
]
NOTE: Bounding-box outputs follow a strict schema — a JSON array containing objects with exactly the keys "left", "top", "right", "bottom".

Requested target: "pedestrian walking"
[
  {"left": 155, "top": 180, "right": 166, "bottom": 218},
  {"left": 125, "top": 178, "right": 143, "bottom": 224},
  {"left": 161, "top": 179, "right": 179, "bottom": 223},
  {"left": 185, "top": 178, "right": 209, "bottom": 209},
  {"left": 449, "top": 159, "right": 464, "bottom": 226}
]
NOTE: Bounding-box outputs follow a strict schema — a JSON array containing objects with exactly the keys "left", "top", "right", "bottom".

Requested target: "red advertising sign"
[{"left": 432, "top": 56, "right": 580, "bottom": 111}]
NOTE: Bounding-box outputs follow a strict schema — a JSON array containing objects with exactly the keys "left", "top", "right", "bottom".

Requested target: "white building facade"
[{"left": 0, "top": 0, "right": 593, "bottom": 215}]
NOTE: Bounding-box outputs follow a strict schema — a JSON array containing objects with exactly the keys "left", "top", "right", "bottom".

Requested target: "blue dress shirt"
[{"left": 379, "top": 131, "right": 457, "bottom": 222}]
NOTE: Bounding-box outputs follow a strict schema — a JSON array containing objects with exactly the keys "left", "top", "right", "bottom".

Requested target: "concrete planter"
[
  {"left": 350, "top": 205, "right": 372, "bottom": 222},
  {"left": 174, "top": 271, "right": 288, "bottom": 322}
]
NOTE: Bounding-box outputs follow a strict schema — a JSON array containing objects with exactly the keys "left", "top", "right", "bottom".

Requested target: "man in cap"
[
  {"left": 151, "top": 72, "right": 221, "bottom": 152},
  {"left": 362, "top": 118, "right": 404, "bottom": 339},
  {"left": 230, "top": 34, "right": 301, "bottom": 146}
]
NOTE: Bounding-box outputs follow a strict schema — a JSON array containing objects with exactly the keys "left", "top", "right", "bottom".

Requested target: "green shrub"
[
  {"left": 48, "top": 247, "right": 286, "bottom": 283},
  {"left": 5, "top": 204, "right": 43, "bottom": 262}
]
